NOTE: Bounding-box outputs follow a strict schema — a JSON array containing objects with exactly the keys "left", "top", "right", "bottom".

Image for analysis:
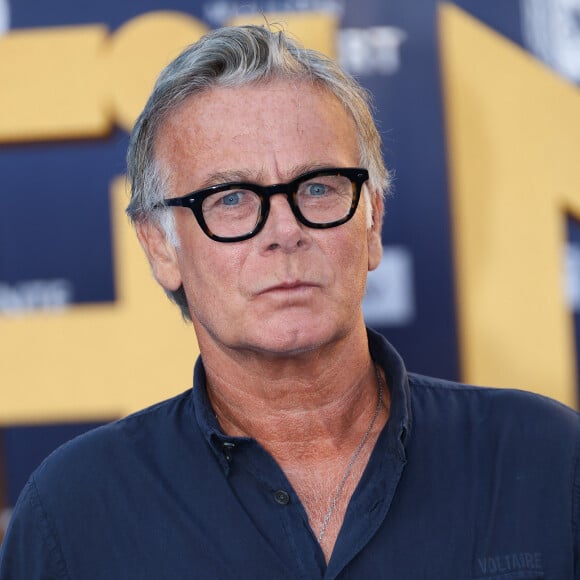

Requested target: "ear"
[
  {"left": 367, "top": 191, "right": 384, "bottom": 272},
  {"left": 136, "top": 219, "right": 183, "bottom": 291}
]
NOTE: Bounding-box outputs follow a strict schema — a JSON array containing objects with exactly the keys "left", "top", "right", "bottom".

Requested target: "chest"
[{"left": 61, "top": 451, "right": 571, "bottom": 580}]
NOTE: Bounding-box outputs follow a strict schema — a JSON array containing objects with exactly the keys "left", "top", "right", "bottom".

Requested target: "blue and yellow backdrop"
[{"left": 1, "top": 0, "right": 579, "bottom": 539}]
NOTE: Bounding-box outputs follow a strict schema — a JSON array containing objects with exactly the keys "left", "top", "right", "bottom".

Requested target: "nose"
[{"left": 259, "top": 193, "right": 311, "bottom": 253}]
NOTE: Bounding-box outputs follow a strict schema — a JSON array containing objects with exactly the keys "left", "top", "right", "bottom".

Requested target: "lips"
[{"left": 257, "top": 281, "right": 319, "bottom": 296}]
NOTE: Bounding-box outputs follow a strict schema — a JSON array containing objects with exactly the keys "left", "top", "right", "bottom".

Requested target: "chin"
[{"left": 243, "top": 319, "right": 345, "bottom": 356}]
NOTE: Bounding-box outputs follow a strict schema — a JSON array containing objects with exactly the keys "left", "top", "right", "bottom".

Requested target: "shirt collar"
[
  {"left": 366, "top": 327, "right": 413, "bottom": 460},
  {"left": 191, "top": 358, "right": 244, "bottom": 472}
]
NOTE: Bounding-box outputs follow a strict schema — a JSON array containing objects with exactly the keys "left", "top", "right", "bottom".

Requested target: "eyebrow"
[
  {"left": 196, "top": 162, "right": 342, "bottom": 190},
  {"left": 197, "top": 170, "right": 259, "bottom": 189}
]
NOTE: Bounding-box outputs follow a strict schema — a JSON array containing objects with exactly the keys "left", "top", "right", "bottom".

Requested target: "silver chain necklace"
[{"left": 317, "top": 363, "right": 384, "bottom": 543}]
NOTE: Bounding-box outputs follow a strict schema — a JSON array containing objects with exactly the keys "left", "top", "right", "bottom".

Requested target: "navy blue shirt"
[{"left": 1, "top": 329, "right": 579, "bottom": 579}]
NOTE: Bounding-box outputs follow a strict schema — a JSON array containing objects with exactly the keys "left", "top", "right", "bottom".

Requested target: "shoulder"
[
  {"left": 407, "top": 372, "right": 580, "bottom": 449},
  {"left": 54, "top": 387, "right": 192, "bottom": 447},
  {"left": 31, "top": 389, "right": 195, "bottom": 497},
  {"left": 409, "top": 371, "right": 578, "bottom": 416}
]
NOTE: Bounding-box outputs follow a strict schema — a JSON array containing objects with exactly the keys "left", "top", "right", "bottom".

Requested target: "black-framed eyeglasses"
[{"left": 158, "top": 167, "right": 369, "bottom": 243}]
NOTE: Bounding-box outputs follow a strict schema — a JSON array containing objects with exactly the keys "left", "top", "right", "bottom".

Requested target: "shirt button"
[
  {"left": 222, "top": 442, "right": 236, "bottom": 462},
  {"left": 274, "top": 490, "right": 290, "bottom": 505}
]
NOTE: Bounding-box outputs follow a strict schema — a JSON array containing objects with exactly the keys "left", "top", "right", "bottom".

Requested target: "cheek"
[
  {"left": 176, "top": 235, "right": 248, "bottom": 299},
  {"left": 344, "top": 216, "right": 370, "bottom": 261},
  {"left": 321, "top": 228, "right": 369, "bottom": 285}
]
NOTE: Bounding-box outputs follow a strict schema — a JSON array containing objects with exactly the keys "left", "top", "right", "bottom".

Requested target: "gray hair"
[{"left": 126, "top": 24, "right": 389, "bottom": 319}]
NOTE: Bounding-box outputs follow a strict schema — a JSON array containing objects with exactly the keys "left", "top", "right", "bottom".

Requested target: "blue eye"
[
  {"left": 306, "top": 183, "right": 327, "bottom": 196},
  {"left": 221, "top": 192, "right": 242, "bottom": 206}
]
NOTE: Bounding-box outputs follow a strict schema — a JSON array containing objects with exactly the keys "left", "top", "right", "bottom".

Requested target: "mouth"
[{"left": 257, "top": 281, "right": 319, "bottom": 297}]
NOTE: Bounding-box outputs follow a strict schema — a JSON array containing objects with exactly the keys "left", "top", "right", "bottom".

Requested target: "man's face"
[{"left": 143, "top": 80, "right": 383, "bottom": 357}]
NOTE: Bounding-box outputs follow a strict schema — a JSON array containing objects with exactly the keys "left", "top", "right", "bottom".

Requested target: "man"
[{"left": 1, "top": 25, "right": 579, "bottom": 579}]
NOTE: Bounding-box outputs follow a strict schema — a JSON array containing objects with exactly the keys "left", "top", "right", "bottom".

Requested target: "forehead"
[{"left": 154, "top": 80, "right": 360, "bottom": 189}]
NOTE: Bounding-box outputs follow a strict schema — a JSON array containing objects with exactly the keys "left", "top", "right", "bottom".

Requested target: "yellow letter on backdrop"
[{"left": 440, "top": 4, "right": 580, "bottom": 407}]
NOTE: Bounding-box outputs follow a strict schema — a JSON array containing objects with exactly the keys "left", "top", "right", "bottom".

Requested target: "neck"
[{"left": 199, "top": 325, "right": 389, "bottom": 463}]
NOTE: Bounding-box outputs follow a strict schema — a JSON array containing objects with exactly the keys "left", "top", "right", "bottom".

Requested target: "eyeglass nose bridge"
[{"left": 253, "top": 182, "right": 306, "bottom": 230}]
